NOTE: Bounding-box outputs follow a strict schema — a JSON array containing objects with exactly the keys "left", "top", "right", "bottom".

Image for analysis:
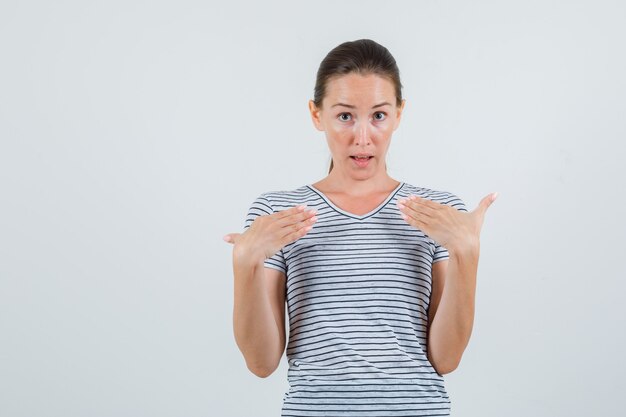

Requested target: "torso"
[{"left": 245, "top": 181, "right": 463, "bottom": 416}]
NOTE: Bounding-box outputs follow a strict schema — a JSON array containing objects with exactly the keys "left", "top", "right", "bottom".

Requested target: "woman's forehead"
[{"left": 325, "top": 73, "right": 395, "bottom": 104}]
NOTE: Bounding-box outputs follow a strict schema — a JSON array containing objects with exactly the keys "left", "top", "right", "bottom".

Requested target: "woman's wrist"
[
  {"left": 233, "top": 244, "right": 266, "bottom": 270},
  {"left": 446, "top": 235, "right": 480, "bottom": 258}
]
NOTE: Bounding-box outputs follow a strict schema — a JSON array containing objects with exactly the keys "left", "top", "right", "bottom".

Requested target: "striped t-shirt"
[{"left": 243, "top": 181, "right": 468, "bottom": 416}]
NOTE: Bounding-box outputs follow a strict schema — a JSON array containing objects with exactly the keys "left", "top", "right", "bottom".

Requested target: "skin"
[
  {"left": 224, "top": 71, "right": 498, "bottom": 377},
  {"left": 308, "top": 72, "right": 405, "bottom": 201}
]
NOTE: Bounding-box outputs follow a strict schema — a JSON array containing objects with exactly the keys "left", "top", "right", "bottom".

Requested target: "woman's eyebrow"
[{"left": 331, "top": 102, "right": 392, "bottom": 109}]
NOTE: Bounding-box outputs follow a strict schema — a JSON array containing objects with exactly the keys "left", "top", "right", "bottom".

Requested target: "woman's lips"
[{"left": 350, "top": 156, "right": 373, "bottom": 167}]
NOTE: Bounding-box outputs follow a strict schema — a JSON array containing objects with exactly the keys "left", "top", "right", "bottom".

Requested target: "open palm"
[{"left": 397, "top": 192, "right": 498, "bottom": 252}]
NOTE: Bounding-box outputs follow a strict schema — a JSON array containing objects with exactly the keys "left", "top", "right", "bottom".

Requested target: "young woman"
[{"left": 224, "top": 39, "right": 497, "bottom": 416}]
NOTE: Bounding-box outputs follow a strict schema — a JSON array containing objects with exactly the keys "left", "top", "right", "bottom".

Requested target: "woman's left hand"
[{"left": 397, "top": 192, "right": 498, "bottom": 254}]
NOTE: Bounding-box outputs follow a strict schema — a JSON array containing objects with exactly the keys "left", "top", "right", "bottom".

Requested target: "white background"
[{"left": 1, "top": 1, "right": 624, "bottom": 416}]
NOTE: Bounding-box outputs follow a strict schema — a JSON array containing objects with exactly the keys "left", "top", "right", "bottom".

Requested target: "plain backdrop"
[{"left": 1, "top": 1, "right": 625, "bottom": 416}]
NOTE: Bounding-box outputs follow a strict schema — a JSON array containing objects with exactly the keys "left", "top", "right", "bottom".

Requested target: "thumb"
[
  {"left": 480, "top": 191, "right": 498, "bottom": 211},
  {"left": 479, "top": 192, "right": 498, "bottom": 213},
  {"left": 223, "top": 233, "right": 240, "bottom": 244}
]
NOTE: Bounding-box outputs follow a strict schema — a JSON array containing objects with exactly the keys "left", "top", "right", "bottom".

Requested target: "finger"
[
  {"left": 279, "top": 215, "right": 317, "bottom": 245},
  {"left": 475, "top": 192, "right": 498, "bottom": 214},
  {"left": 398, "top": 198, "right": 435, "bottom": 219},
  {"left": 278, "top": 204, "right": 317, "bottom": 221},
  {"left": 277, "top": 204, "right": 308, "bottom": 219},
  {"left": 400, "top": 195, "right": 438, "bottom": 213},
  {"left": 400, "top": 208, "right": 429, "bottom": 229},
  {"left": 408, "top": 195, "right": 445, "bottom": 213},
  {"left": 404, "top": 214, "right": 429, "bottom": 233},
  {"left": 276, "top": 206, "right": 317, "bottom": 231},
  {"left": 223, "top": 233, "right": 238, "bottom": 244},
  {"left": 278, "top": 209, "right": 318, "bottom": 241}
]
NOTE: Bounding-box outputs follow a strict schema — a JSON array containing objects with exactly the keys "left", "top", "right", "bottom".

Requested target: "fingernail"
[{"left": 223, "top": 235, "right": 230, "bottom": 242}]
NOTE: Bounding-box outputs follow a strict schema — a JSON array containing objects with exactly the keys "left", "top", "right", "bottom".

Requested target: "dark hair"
[{"left": 312, "top": 39, "right": 403, "bottom": 174}]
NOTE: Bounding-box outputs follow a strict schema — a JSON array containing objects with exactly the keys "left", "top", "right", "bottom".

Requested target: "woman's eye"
[
  {"left": 374, "top": 112, "right": 386, "bottom": 121},
  {"left": 338, "top": 113, "right": 351, "bottom": 121}
]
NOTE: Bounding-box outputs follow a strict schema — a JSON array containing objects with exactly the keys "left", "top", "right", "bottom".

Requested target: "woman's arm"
[
  {"left": 398, "top": 191, "right": 496, "bottom": 375},
  {"left": 232, "top": 251, "right": 287, "bottom": 378},
  {"left": 427, "top": 240, "right": 480, "bottom": 375}
]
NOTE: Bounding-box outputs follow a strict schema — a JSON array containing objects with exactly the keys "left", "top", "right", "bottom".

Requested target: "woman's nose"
[{"left": 353, "top": 120, "right": 371, "bottom": 145}]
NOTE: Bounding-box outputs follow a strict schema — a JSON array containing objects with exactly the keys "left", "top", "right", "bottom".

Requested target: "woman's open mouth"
[{"left": 350, "top": 155, "right": 373, "bottom": 167}]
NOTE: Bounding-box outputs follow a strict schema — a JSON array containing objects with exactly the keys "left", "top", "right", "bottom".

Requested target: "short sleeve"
[
  {"left": 432, "top": 192, "right": 469, "bottom": 264},
  {"left": 243, "top": 193, "right": 287, "bottom": 275}
]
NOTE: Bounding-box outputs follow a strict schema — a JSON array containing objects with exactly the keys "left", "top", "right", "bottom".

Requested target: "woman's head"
[{"left": 309, "top": 39, "right": 405, "bottom": 177}]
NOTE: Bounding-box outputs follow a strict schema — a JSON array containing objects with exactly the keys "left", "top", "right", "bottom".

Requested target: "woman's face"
[{"left": 309, "top": 72, "right": 405, "bottom": 180}]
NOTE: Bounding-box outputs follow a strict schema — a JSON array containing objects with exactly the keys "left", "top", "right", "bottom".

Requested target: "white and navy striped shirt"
[{"left": 243, "top": 181, "right": 468, "bottom": 416}]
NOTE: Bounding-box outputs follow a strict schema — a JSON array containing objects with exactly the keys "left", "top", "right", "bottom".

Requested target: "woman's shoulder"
[
  {"left": 251, "top": 184, "right": 315, "bottom": 210},
  {"left": 401, "top": 182, "right": 468, "bottom": 212}
]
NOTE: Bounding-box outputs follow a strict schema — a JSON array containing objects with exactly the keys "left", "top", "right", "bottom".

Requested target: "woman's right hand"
[{"left": 223, "top": 205, "right": 318, "bottom": 264}]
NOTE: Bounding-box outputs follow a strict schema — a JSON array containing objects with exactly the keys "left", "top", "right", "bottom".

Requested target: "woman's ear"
[
  {"left": 393, "top": 99, "right": 406, "bottom": 131},
  {"left": 308, "top": 99, "right": 324, "bottom": 131}
]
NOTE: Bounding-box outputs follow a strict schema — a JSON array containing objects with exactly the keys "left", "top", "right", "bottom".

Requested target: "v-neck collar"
[{"left": 306, "top": 181, "right": 405, "bottom": 220}]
